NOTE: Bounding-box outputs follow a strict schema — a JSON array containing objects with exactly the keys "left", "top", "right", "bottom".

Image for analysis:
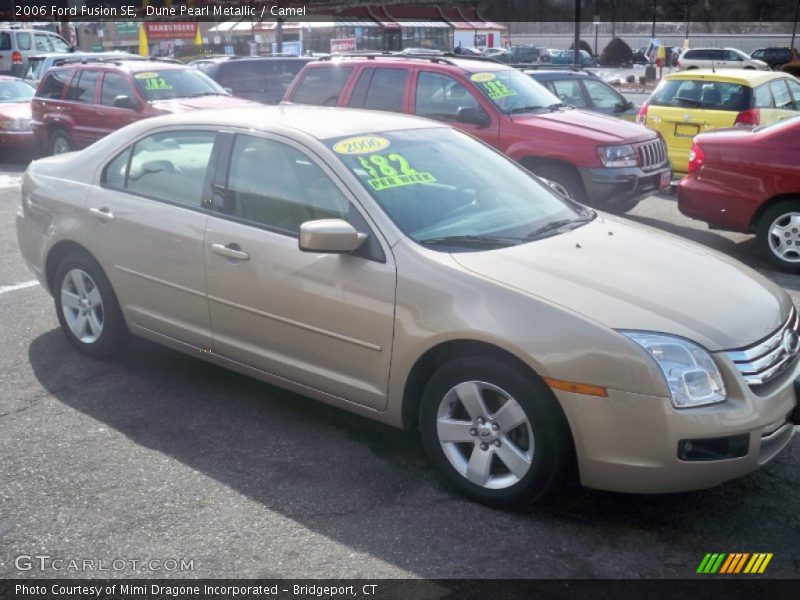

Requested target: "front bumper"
[
  {"left": 578, "top": 163, "right": 672, "bottom": 211},
  {"left": 0, "top": 129, "right": 35, "bottom": 150},
  {"left": 555, "top": 355, "right": 799, "bottom": 494}
]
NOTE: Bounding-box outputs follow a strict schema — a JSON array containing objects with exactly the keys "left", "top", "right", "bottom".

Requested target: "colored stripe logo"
[{"left": 697, "top": 553, "right": 773, "bottom": 574}]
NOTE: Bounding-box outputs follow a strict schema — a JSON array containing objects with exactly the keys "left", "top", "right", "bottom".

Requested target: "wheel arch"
[
  {"left": 749, "top": 193, "right": 800, "bottom": 233},
  {"left": 45, "top": 240, "right": 98, "bottom": 294}
]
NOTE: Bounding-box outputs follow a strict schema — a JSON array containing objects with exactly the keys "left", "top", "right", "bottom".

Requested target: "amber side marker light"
[{"left": 543, "top": 377, "right": 608, "bottom": 397}]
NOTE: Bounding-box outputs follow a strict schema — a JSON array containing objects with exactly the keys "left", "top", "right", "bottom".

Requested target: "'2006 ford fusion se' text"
[{"left": 16, "top": 106, "right": 798, "bottom": 507}]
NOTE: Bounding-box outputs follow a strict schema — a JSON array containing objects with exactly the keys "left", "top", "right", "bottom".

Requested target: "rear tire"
[
  {"left": 54, "top": 252, "right": 128, "bottom": 358},
  {"left": 419, "top": 357, "right": 572, "bottom": 508},
  {"left": 757, "top": 199, "right": 800, "bottom": 274},
  {"left": 49, "top": 129, "right": 74, "bottom": 155}
]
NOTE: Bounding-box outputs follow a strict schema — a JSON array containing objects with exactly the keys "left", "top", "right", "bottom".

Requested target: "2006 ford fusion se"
[{"left": 16, "top": 105, "right": 799, "bottom": 507}]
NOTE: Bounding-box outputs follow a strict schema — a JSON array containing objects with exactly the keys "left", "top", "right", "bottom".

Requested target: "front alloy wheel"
[
  {"left": 436, "top": 381, "right": 534, "bottom": 489},
  {"left": 420, "top": 357, "right": 572, "bottom": 508}
]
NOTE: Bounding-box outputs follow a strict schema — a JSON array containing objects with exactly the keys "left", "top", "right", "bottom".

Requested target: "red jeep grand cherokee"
[
  {"left": 31, "top": 60, "right": 260, "bottom": 155},
  {"left": 283, "top": 55, "right": 670, "bottom": 212}
]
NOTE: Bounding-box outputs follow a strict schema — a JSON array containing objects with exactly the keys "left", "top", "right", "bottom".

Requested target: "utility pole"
[
  {"left": 684, "top": 0, "right": 691, "bottom": 49},
  {"left": 791, "top": 0, "right": 799, "bottom": 52},
  {"left": 651, "top": 0, "right": 657, "bottom": 40},
  {"left": 573, "top": 0, "right": 581, "bottom": 67}
]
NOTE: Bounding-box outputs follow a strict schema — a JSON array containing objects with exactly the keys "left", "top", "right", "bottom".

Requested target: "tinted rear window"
[
  {"left": 291, "top": 67, "right": 353, "bottom": 106},
  {"left": 0, "top": 33, "right": 10, "bottom": 51},
  {"left": 649, "top": 79, "right": 751, "bottom": 111}
]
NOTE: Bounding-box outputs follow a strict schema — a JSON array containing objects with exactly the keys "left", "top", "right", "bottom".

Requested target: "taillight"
[
  {"left": 636, "top": 101, "right": 648, "bottom": 125},
  {"left": 11, "top": 51, "right": 22, "bottom": 64},
  {"left": 687, "top": 143, "right": 706, "bottom": 175},
  {"left": 734, "top": 109, "right": 760, "bottom": 126}
]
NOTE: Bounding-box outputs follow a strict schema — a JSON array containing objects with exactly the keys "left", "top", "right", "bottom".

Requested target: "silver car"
[{"left": 16, "top": 106, "right": 799, "bottom": 507}]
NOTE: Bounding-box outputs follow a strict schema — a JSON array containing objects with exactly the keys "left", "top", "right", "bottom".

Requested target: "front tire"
[
  {"left": 49, "top": 129, "right": 74, "bottom": 155},
  {"left": 757, "top": 199, "right": 800, "bottom": 273},
  {"left": 530, "top": 164, "right": 587, "bottom": 205},
  {"left": 419, "top": 357, "right": 572, "bottom": 508},
  {"left": 54, "top": 253, "right": 128, "bottom": 358}
]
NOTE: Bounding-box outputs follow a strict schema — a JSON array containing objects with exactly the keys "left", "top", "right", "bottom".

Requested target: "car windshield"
[
  {"left": 649, "top": 79, "right": 751, "bottom": 111},
  {"left": 0, "top": 80, "right": 34, "bottom": 102},
  {"left": 326, "top": 128, "right": 589, "bottom": 251},
  {"left": 468, "top": 69, "right": 563, "bottom": 114},
  {"left": 132, "top": 68, "right": 226, "bottom": 100}
]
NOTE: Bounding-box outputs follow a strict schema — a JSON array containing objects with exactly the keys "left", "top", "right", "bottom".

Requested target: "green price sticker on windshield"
[
  {"left": 357, "top": 152, "right": 437, "bottom": 191},
  {"left": 144, "top": 77, "right": 172, "bottom": 91},
  {"left": 479, "top": 80, "right": 517, "bottom": 101}
]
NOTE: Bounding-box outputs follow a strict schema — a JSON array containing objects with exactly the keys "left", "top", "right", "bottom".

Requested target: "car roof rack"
[
  {"left": 317, "top": 52, "right": 502, "bottom": 66},
  {"left": 519, "top": 65, "right": 596, "bottom": 75}
]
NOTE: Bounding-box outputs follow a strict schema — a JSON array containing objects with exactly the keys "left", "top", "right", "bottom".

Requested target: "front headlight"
[
  {"left": 597, "top": 144, "right": 638, "bottom": 168},
  {"left": 0, "top": 118, "right": 32, "bottom": 131},
  {"left": 620, "top": 331, "right": 727, "bottom": 408}
]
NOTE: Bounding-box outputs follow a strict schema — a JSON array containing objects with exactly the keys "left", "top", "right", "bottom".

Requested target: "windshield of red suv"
[
  {"left": 468, "top": 69, "right": 564, "bottom": 114},
  {"left": 0, "top": 80, "right": 34, "bottom": 102},
  {"left": 326, "top": 127, "right": 590, "bottom": 250},
  {"left": 132, "top": 68, "right": 227, "bottom": 101}
]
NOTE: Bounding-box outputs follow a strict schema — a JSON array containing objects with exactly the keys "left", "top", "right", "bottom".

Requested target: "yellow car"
[{"left": 637, "top": 70, "right": 800, "bottom": 173}]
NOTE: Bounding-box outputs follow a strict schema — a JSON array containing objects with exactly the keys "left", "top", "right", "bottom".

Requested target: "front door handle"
[
  {"left": 88, "top": 207, "right": 115, "bottom": 222},
  {"left": 211, "top": 243, "right": 250, "bottom": 261}
]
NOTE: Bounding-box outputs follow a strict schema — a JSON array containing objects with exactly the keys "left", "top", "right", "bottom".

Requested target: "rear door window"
[
  {"left": 551, "top": 79, "right": 587, "bottom": 107},
  {"left": 352, "top": 67, "right": 407, "bottom": 112},
  {"left": 769, "top": 80, "right": 793, "bottom": 110},
  {"left": 785, "top": 79, "right": 800, "bottom": 109},
  {"left": 291, "top": 67, "right": 353, "bottom": 106},
  {"left": 34, "top": 34, "right": 53, "bottom": 52},
  {"left": 67, "top": 70, "right": 99, "bottom": 103},
  {"left": 753, "top": 84, "right": 775, "bottom": 108},
  {"left": 37, "top": 70, "right": 71, "bottom": 100}
]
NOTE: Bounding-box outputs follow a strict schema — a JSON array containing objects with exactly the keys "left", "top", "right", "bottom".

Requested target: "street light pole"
[
  {"left": 684, "top": 0, "right": 691, "bottom": 48},
  {"left": 791, "top": 0, "right": 799, "bottom": 52},
  {"left": 573, "top": 0, "right": 581, "bottom": 67},
  {"left": 651, "top": 0, "right": 657, "bottom": 40}
]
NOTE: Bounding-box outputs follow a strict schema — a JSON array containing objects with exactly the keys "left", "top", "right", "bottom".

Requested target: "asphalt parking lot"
[{"left": 0, "top": 154, "right": 798, "bottom": 580}]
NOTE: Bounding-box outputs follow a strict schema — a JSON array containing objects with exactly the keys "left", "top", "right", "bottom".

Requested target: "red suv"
[
  {"left": 31, "top": 60, "right": 260, "bottom": 155},
  {"left": 283, "top": 55, "right": 670, "bottom": 212}
]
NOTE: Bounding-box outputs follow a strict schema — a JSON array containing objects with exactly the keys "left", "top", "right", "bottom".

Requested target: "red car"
[
  {"left": 0, "top": 75, "right": 35, "bottom": 154},
  {"left": 677, "top": 116, "right": 800, "bottom": 272},
  {"left": 31, "top": 60, "right": 260, "bottom": 155},
  {"left": 283, "top": 55, "right": 670, "bottom": 213}
]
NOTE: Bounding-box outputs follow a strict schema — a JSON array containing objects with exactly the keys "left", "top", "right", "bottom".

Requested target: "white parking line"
[
  {"left": 0, "top": 280, "right": 39, "bottom": 295},
  {"left": 0, "top": 174, "right": 22, "bottom": 189}
]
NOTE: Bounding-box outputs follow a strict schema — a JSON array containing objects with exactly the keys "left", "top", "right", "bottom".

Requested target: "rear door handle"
[
  {"left": 88, "top": 207, "right": 115, "bottom": 222},
  {"left": 211, "top": 243, "right": 250, "bottom": 261}
]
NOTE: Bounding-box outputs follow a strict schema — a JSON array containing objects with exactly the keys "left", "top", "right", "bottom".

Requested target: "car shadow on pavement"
[{"left": 27, "top": 329, "right": 800, "bottom": 577}]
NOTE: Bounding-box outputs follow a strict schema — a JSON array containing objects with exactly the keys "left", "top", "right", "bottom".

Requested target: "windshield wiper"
[
  {"left": 526, "top": 213, "right": 596, "bottom": 240},
  {"left": 419, "top": 234, "right": 527, "bottom": 248},
  {"left": 506, "top": 105, "right": 547, "bottom": 115},
  {"left": 547, "top": 102, "right": 571, "bottom": 111},
  {"left": 185, "top": 91, "right": 223, "bottom": 97}
]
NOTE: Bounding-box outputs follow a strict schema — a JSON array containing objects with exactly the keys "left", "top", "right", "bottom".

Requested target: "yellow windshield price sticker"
[
  {"left": 133, "top": 72, "right": 159, "bottom": 79},
  {"left": 480, "top": 80, "right": 517, "bottom": 101},
  {"left": 333, "top": 135, "right": 390, "bottom": 155},
  {"left": 357, "top": 153, "right": 437, "bottom": 191},
  {"left": 470, "top": 72, "right": 496, "bottom": 83}
]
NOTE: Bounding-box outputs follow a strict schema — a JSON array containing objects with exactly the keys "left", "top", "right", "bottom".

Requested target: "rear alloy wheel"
[
  {"left": 758, "top": 200, "right": 800, "bottom": 273},
  {"left": 420, "top": 357, "right": 571, "bottom": 508},
  {"left": 49, "top": 130, "right": 74, "bottom": 155},
  {"left": 54, "top": 253, "right": 128, "bottom": 358}
]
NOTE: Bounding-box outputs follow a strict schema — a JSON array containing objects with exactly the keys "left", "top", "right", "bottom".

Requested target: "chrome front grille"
[
  {"left": 725, "top": 308, "right": 800, "bottom": 386},
  {"left": 636, "top": 139, "right": 668, "bottom": 171}
]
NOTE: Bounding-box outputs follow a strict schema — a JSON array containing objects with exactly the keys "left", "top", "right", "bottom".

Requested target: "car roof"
[
  {"left": 664, "top": 69, "right": 790, "bottom": 86},
  {"left": 51, "top": 60, "right": 188, "bottom": 73},
  {"left": 136, "top": 105, "right": 447, "bottom": 140},
  {"left": 308, "top": 54, "right": 513, "bottom": 73}
]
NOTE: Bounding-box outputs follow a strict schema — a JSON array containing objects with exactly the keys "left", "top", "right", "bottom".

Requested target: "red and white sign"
[
  {"left": 330, "top": 38, "right": 357, "bottom": 54},
  {"left": 143, "top": 22, "right": 198, "bottom": 40}
]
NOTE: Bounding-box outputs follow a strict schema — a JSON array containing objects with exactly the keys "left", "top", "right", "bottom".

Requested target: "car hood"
[
  {"left": 451, "top": 215, "right": 789, "bottom": 352},
  {"left": 150, "top": 95, "right": 260, "bottom": 113},
  {"left": 0, "top": 101, "right": 32, "bottom": 119},
  {"left": 510, "top": 109, "right": 655, "bottom": 144}
]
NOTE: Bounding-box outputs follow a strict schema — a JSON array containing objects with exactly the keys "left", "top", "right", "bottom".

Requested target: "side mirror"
[
  {"left": 113, "top": 95, "right": 140, "bottom": 111},
  {"left": 457, "top": 106, "right": 490, "bottom": 128},
  {"left": 299, "top": 219, "right": 367, "bottom": 254}
]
